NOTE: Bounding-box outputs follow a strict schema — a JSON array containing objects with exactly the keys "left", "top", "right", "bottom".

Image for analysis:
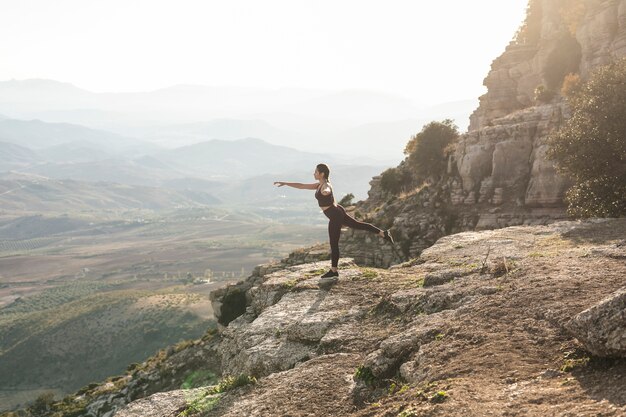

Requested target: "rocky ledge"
[{"left": 112, "top": 218, "right": 625, "bottom": 417}]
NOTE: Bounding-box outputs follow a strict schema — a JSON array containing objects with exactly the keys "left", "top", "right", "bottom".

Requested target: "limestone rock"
[
  {"left": 218, "top": 282, "right": 363, "bottom": 378},
  {"left": 115, "top": 388, "right": 211, "bottom": 417},
  {"left": 423, "top": 269, "right": 472, "bottom": 287},
  {"left": 364, "top": 317, "right": 446, "bottom": 378},
  {"left": 565, "top": 288, "right": 626, "bottom": 357}
]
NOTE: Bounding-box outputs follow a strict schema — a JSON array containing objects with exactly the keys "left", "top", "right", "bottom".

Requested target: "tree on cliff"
[
  {"left": 514, "top": 0, "right": 542, "bottom": 45},
  {"left": 404, "top": 119, "right": 459, "bottom": 180},
  {"left": 547, "top": 58, "right": 626, "bottom": 218}
]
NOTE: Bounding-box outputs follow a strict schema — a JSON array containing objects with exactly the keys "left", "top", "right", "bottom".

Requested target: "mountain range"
[
  {"left": 0, "top": 79, "right": 475, "bottom": 160},
  {"left": 0, "top": 117, "right": 385, "bottom": 206}
]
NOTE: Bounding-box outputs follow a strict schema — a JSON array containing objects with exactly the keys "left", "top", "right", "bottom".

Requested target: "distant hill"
[
  {"left": 0, "top": 79, "right": 475, "bottom": 163},
  {"left": 155, "top": 137, "right": 332, "bottom": 178},
  {"left": 37, "top": 141, "right": 115, "bottom": 163},
  {"left": 0, "top": 172, "right": 219, "bottom": 213},
  {"left": 216, "top": 164, "right": 387, "bottom": 205},
  {"left": 0, "top": 79, "right": 94, "bottom": 109},
  {"left": 0, "top": 117, "right": 150, "bottom": 153},
  {"left": 23, "top": 159, "right": 182, "bottom": 187},
  {"left": 0, "top": 142, "right": 43, "bottom": 171},
  {"left": 136, "top": 118, "right": 307, "bottom": 148}
]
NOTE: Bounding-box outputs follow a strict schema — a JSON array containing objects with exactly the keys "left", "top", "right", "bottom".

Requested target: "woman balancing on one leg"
[{"left": 274, "top": 163, "right": 394, "bottom": 279}]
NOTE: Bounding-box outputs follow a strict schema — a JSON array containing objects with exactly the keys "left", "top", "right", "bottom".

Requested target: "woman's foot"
[
  {"left": 320, "top": 269, "right": 339, "bottom": 278},
  {"left": 383, "top": 229, "right": 394, "bottom": 244},
  {"left": 319, "top": 269, "right": 338, "bottom": 289}
]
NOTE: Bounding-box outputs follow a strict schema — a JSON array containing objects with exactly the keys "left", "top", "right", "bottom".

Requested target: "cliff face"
[
  {"left": 458, "top": 0, "right": 626, "bottom": 208},
  {"left": 471, "top": 0, "right": 626, "bottom": 130},
  {"left": 341, "top": 0, "right": 626, "bottom": 267}
]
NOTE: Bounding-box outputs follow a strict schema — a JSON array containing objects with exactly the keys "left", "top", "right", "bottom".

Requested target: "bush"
[
  {"left": 547, "top": 58, "right": 626, "bottom": 218},
  {"left": 380, "top": 167, "right": 410, "bottom": 194},
  {"left": 338, "top": 193, "right": 355, "bottom": 206},
  {"left": 514, "top": 0, "right": 542, "bottom": 45},
  {"left": 354, "top": 365, "right": 376, "bottom": 386},
  {"left": 404, "top": 120, "right": 459, "bottom": 180},
  {"left": 562, "top": 176, "right": 626, "bottom": 218},
  {"left": 561, "top": 72, "right": 582, "bottom": 97},
  {"left": 534, "top": 85, "right": 555, "bottom": 103},
  {"left": 181, "top": 369, "right": 218, "bottom": 389},
  {"left": 28, "top": 392, "right": 55, "bottom": 415},
  {"left": 209, "top": 374, "right": 256, "bottom": 394}
]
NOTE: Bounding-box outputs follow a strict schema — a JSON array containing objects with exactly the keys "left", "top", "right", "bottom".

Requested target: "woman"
[{"left": 274, "top": 163, "right": 393, "bottom": 280}]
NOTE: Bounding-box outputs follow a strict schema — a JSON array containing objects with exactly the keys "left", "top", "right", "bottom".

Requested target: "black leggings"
[{"left": 323, "top": 204, "right": 382, "bottom": 268}]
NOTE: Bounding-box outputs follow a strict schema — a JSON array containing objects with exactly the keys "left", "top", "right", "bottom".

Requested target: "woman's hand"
[{"left": 274, "top": 181, "right": 286, "bottom": 187}]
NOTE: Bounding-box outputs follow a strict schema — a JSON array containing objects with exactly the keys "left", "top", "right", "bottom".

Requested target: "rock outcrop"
[
  {"left": 565, "top": 287, "right": 626, "bottom": 357},
  {"left": 339, "top": 0, "right": 626, "bottom": 267},
  {"left": 108, "top": 218, "right": 625, "bottom": 417},
  {"left": 9, "top": 219, "right": 624, "bottom": 417}
]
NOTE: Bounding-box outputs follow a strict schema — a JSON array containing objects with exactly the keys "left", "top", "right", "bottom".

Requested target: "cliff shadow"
[
  {"left": 560, "top": 218, "right": 626, "bottom": 246},
  {"left": 570, "top": 356, "right": 626, "bottom": 408}
]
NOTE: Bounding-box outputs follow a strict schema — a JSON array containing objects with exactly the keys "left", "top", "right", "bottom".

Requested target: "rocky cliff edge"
[{"left": 85, "top": 218, "right": 626, "bottom": 417}]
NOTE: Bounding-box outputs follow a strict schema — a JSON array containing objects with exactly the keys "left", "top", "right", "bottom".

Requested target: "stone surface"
[
  {"left": 114, "top": 388, "right": 210, "bottom": 417},
  {"left": 36, "top": 219, "right": 626, "bottom": 417},
  {"left": 565, "top": 287, "right": 626, "bottom": 357},
  {"left": 217, "top": 261, "right": 365, "bottom": 378}
]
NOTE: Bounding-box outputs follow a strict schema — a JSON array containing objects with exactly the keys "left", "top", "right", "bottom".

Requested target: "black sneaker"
[
  {"left": 319, "top": 274, "right": 338, "bottom": 289},
  {"left": 383, "top": 230, "right": 395, "bottom": 244},
  {"left": 320, "top": 269, "right": 339, "bottom": 278}
]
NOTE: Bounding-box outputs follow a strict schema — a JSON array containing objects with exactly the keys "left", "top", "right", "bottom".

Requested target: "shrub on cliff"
[
  {"left": 404, "top": 120, "right": 459, "bottom": 180},
  {"left": 338, "top": 193, "right": 355, "bottom": 206},
  {"left": 380, "top": 167, "right": 409, "bottom": 194},
  {"left": 547, "top": 58, "right": 626, "bottom": 218},
  {"left": 514, "top": 0, "right": 542, "bottom": 45}
]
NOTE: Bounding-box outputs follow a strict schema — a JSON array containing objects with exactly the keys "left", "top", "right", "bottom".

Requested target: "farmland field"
[{"left": 0, "top": 207, "right": 326, "bottom": 412}]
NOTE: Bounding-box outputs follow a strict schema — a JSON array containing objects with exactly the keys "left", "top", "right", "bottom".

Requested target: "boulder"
[{"left": 565, "top": 288, "right": 626, "bottom": 357}]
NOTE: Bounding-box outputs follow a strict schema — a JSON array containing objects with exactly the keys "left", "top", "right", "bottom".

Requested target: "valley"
[{"left": 0, "top": 206, "right": 325, "bottom": 411}]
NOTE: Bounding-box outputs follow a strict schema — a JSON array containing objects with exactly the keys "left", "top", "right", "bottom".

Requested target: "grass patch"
[
  {"left": 179, "top": 390, "right": 220, "bottom": 417},
  {"left": 181, "top": 370, "right": 218, "bottom": 390},
  {"left": 388, "top": 382, "right": 410, "bottom": 395},
  {"left": 209, "top": 374, "right": 257, "bottom": 394},
  {"left": 397, "top": 408, "right": 418, "bottom": 417},
  {"left": 414, "top": 379, "right": 454, "bottom": 403},
  {"left": 354, "top": 365, "right": 377, "bottom": 386},
  {"left": 561, "top": 357, "right": 590, "bottom": 372},
  {"left": 430, "top": 390, "right": 449, "bottom": 403},
  {"left": 360, "top": 268, "right": 379, "bottom": 279},
  {"left": 282, "top": 279, "right": 298, "bottom": 289},
  {"left": 490, "top": 257, "right": 516, "bottom": 277}
]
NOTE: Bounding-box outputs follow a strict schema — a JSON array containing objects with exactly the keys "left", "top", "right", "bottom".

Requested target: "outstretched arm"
[{"left": 274, "top": 181, "right": 318, "bottom": 190}]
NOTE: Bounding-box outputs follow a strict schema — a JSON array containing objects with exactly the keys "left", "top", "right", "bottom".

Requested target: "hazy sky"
[{"left": 1, "top": 0, "right": 527, "bottom": 104}]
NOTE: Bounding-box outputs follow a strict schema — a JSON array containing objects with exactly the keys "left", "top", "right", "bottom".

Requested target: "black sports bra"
[{"left": 315, "top": 184, "right": 335, "bottom": 207}]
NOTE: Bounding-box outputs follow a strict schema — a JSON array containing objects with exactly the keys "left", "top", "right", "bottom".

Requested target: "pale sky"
[{"left": 1, "top": 0, "right": 527, "bottom": 104}]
